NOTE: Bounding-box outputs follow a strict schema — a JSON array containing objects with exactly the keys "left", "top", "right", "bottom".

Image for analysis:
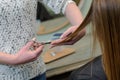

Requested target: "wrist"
[
  {"left": 6, "top": 54, "right": 18, "bottom": 65},
  {"left": 9, "top": 54, "right": 23, "bottom": 65},
  {"left": 0, "top": 52, "right": 18, "bottom": 65}
]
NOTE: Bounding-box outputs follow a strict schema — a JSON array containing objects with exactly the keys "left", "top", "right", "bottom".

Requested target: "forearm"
[
  {"left": 0, "top": 52, "right": 16, "bottom": 65},
  {"left": 65, "top": 2, "right": 86, "bottom": 36},
  {"left": 64, "top": 2, "right": 83, "bottom": 26}
]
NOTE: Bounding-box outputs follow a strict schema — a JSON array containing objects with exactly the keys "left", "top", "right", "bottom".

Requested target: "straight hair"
[{"left": 61, "top": 0, "right": 120, "bottom": 80}]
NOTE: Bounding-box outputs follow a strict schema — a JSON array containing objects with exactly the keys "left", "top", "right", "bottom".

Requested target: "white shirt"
[{"left": 0, "top": 0, "right": 74, "bottom": 80}]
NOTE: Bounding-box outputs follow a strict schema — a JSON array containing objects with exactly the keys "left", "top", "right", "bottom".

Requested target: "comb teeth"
[
  {"left": 40, "top": 40, "right": 52, "bottom": 45},
  {"left": 41, "top": 41, "right": 51, "bottom": 45}
]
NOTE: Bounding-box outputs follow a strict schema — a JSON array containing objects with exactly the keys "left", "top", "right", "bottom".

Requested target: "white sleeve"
[{"left": 38, "top": 0, "right": 75, "bottom": 14}]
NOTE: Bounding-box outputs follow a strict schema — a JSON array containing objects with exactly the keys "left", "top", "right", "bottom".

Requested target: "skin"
[
  {"left": 51, "top": 3, "right": 85, "bottom": 47},
  {"left": 0, "top": 39, "right": 44, "bottom": 65},
  {"left": 0, "top": 2, "right": 85, "bottom": 65}
]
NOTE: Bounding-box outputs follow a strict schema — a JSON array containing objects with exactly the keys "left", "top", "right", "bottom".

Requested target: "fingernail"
[
  {"left": 60, "top": 36, "right": 63, "bottom": 39},
  {"left": 32, "top": 37, "right": 36, "bottom": 41}
]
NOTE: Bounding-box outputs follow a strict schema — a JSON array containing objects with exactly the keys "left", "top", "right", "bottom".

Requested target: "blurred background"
[{"left": 36, "top": 0, "right": 101, "bottom": 80}]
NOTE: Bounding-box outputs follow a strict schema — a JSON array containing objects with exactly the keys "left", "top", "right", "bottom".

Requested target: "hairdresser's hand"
[
  {"left": 13, "top": 40, "right": 44, "bottom": 65},
  {"left": 51, "top": 26, "right": 86, "bottom": 47}
]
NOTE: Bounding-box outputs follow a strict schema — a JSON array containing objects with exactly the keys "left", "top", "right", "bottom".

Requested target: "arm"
[
  {"left": 51, "top": 2, "right": 86, "bottom": 46},
  {"left": 0, "top": 40, "right": 44, "bottom": 65},
  {"left": 39, "top": 0, "right": 83, "bottom": 24},
  {"left": 62, "top": 2, "right": 86, "bottom": 39},
  {"left": 64, "top": 2, "right": 83, "bottom": 26},
  {"left": 0, "top": 52, "right": 16, "bottom": 65}
]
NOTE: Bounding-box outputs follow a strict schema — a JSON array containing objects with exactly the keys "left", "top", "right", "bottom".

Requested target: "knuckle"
[{"left": 31, "top": 53, "right": 37, "bottom": 59}]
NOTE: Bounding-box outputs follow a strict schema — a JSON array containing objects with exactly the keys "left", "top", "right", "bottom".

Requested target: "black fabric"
[
  {"left": 36, "top": 2, "right": 54, "bottom": 21},
  {"left": 36, "top": 2, "right": 63, "bottom": 21},
  {"left": 69, "top": 56, "right": 107, "bottom": 80}
]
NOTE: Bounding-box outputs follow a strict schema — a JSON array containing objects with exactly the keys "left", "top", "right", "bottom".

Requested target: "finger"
[
  {"left": 33, "top": 42, "right": 39, "bottom": 47},
  {"left": 23, "top": 41, "right": 34, "bottom": 50},
  {"left": 51, "top": 38, "right": 65, "bottom": 45},
  {"left": 50, "top": 45, "right": 56, "bottom": 48},
  {"left": 33, "top": 45, "right": 44, "bottom": 54},
  {"left": 50, "top": 39, "right": 65, "bottom": 48},
  {"left": 60, "top": 28, "right": 73, "bottom": 39},
  {"left": 50, "top": 44, "right": 63, "bottom": 48},
  {"left": 63, "top": 30, "right": 86, "bottom": 45},
  {"left": 60, "top": 26, "right": 78, "bottom": 39},
  {"left": 33, "top": 42, "right": 44, "bottom": 50}
]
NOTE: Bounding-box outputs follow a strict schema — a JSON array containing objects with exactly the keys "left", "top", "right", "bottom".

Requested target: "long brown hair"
[{"left": 61, "top": 0, "right": 120, "bottom": 80}]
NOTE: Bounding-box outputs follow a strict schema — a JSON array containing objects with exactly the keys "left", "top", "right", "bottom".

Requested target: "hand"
[
  {"left": 51, "top": 26, "right": 86, "bottom": 47},
  {"left": 13, "top": 40, "right": 44, "bottom": 65}
]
